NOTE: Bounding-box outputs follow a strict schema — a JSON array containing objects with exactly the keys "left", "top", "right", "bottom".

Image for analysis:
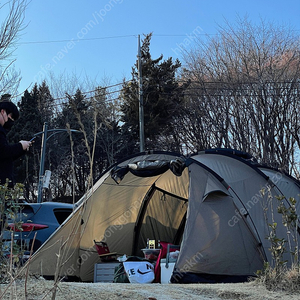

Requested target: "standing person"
[{"left": 0, "top": 99, "right": 32, "bottom": 187}]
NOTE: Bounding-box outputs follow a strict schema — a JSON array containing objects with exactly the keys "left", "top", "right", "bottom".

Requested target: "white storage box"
[
  {"left": 160, "top": 258, "right": 176, "bottom": 284},
  {"left": 94, "top": 262, "right": 119, "bottom": 282}
]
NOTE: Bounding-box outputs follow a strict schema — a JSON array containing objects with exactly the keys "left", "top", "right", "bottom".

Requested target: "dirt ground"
[{"left": 0, "top": 278, "right": 300, "bottom": 300}]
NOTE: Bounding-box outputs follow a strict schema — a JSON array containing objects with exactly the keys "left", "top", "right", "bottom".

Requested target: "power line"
[
  {"left": 45, "top": 87, "right": 126, "bottom": 108},
  {"left": 17, "top": 35, "right": 137, "bottom": 45},
  {"left": 15, "top": 77, "right": 300, "bottom": 108},
  {"left": 50, "top": 79, "right": 300, "bottom": 105},
  {"left": 16, "top": 30, "right": 300, "bottom": 46},
  {"left": 16, "top": 33, "right": 221, "bottom": 46},
  {"left": 16, "top": 80, "right": 130, "bottom": 102}
]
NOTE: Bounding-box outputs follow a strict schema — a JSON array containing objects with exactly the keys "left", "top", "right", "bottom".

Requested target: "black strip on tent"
[{"left": 111, "top": 157, "right": 187, "bottom": 184}]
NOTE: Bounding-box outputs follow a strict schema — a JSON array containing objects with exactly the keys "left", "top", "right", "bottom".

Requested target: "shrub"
[
  {"left": 0, "top": 182, "right": 24, "bottom": 283},
  {"left": 256, "top": 195, "right": 300, "bottom": 292}
]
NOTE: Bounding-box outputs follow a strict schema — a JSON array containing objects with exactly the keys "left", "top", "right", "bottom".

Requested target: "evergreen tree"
[
  {"left": 52, "top": 89, "right": 91, "bottom": 199},
  {"left": 120, "top": 33, "right": 188, "bottom": 153},
  {"left": 37, "top": 80, "right": 55, "bottom": 127},
  {"left": 92, "top": 86, "right": 122, "bottom": 173}
]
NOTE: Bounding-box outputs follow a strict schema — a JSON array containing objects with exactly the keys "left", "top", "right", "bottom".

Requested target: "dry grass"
[
  {"left": 255, "top": 264, "right": 300, "bottom": 293},
  {"left": 1, "top": 277, "right": 300, "bottom": 300}
]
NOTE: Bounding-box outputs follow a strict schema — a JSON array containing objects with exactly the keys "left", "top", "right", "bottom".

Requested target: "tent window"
[
  {"left": 203, "top": 190, "right": 230, "bottom": 201},
  {"left": 136, "top": 189, "right": 187, "bottom": 255}
]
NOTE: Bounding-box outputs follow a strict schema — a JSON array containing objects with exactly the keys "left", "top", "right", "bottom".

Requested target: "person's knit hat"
[{"left": 0, "top": 95, "right": 19, "bottom": 120}]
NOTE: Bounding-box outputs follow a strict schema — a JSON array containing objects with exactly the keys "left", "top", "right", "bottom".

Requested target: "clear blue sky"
[{"left": 9, "top": 0, "right": 300, "bottom": 96}]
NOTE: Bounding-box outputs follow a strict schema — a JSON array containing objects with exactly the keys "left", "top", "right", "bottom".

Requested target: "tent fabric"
[
  {"left": 29, "top": 152, "right": 186, "bottom": 282},
  {"left": 191, "top": 152, "right": 296, "bottom": 264},
  {"left": 259, "top": 166, "right": 300, "bottom": 211},
  {"left": 27, "top": 150, "right": 300, "bottom": 283},
  {"left": 173, "top": 163, "right": 264, "bottom": 282}
]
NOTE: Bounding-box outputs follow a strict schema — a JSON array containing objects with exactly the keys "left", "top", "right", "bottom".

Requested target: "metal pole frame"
[{"left": 36, "top": 123, "right": 81, "bottom": 203}]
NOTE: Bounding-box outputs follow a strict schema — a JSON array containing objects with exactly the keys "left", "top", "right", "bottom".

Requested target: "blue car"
[{"left": 2, "top": 202, "right": 74, "bottom": 259}]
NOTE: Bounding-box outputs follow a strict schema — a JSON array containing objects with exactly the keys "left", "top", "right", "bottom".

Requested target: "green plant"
[
  {"left": 277, "top": 196, "right": 298, "bottom": 265},
  {"left": 256, "top": 193, "right": 300, "bottom": 292},
  {"left": 0, "top": 182, "right": 24, "bottom": 283},
  {"left": 268, "top": 221, "right": 287, "bottom": 264}
]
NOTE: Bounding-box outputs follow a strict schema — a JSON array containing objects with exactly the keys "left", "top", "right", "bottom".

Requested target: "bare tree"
[
  {"left": 0, "top": 0, "right": 28, "bottom": 95},
  {"left": 181, "top": 17, "right": 300, "bottom": 175}
]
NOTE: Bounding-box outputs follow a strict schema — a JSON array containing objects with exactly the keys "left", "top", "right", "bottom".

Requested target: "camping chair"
[{"left": 93, "top": 240, "right": 118, "bottom": 262}]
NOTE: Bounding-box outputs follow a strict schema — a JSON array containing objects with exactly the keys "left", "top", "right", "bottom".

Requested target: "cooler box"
[{"left": 160, "top": 258, "right": 176, "bottom": 284}]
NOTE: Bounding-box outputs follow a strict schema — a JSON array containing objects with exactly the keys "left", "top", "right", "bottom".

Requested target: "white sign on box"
[{"left": 123, "top": 261, "right": 155, "bottom": 284}]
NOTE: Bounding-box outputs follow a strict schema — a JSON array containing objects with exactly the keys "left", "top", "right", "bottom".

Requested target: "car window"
[{"left": 53, "top": 208, "right": 73, "bottom": 225}]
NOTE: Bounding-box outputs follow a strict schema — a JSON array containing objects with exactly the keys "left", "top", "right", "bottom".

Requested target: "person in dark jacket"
[{"left": 0, "top": 100, "right": 32, "bottom": 187}]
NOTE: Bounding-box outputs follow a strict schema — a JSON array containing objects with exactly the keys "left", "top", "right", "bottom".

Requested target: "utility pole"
[
  {"left": 138, "top": 34, "right": 145, "bottom": 152},
  {"left": 37, "top": 122, "right": 48, "bottom": 203}
]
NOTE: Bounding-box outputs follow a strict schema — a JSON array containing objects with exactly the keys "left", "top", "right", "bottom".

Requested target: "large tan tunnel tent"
[{"left": 28, "top": 149, "right": 300, "bottom": 283}]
